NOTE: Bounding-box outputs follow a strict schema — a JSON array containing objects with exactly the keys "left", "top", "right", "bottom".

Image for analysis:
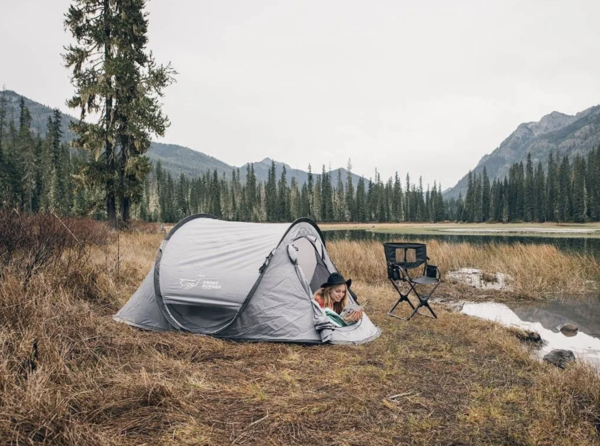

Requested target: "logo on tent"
[
  {"left": 179, "top": 275, "right": 222, "bottom": 291},
  {"left": 179, "top": 275, "right": 205, "bottom": 290},
  {"left": 201, "top": 280, "right": 221, "bottom": 290}
]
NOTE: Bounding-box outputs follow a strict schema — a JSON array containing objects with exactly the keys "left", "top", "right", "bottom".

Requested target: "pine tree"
[
  {"left": 64, "top": 0, "right": 175, "bottom": 225},
  {"left": 277, "top": 165, "right": 290, "bottom": 221},
  {"left": 546, "top": 152, "right": 558, "bottom": 221},
  {"left": 245, "top": 163, "right": 258, "bottom": 221},
  {"left": 391, "top": 172, "right": 402, "bottom": 222},
  {"left": 320, "top": 165, "right": 333, "bottom": 221},
  {"left": 464, "top": 171, "right": 474, "bottom": 222},
  {"left": 345, "top": 159, "right": 355, "bottom": 221},
  {"left": 524, "top": 153, "right": 534, "bottom": 222},
  {"left": 473, "top": 173, "right": 482, "bottom": 222},
  {"left": 355, "top": 176, "right": 366, "bottom": 222},
  {"left": 0, "top": 90, "right": 6, "bottom": 205},
  {"left": 434, "top": 182, "right": 445, "bottom": 222},
  {"left": 481, "top": 167, "right": 490, "bottom": 221},
  {"left": 37, "top": 118, "right": 54, "bottom": 211},
  {"left": 334, "top": 169, "right": 347, "bottom": 222},
  {"left": 587, "top": 147, "right": 600, "bottom": 220},
  {"left": 571, "top": 154, "right": 586, "bottom": 222},
  {"left": 17, "top": 97, "right": 36, "bottom": 212},
  {"left": 266, "top": 160, "right": 277, "bottom": 221},
  {"left": 404, "top": 173, "right": 411, "bottom": 221},
  {"left": 557, "top": 155, "right": 572, "bottom": 222},
  {"left": 313, "top": 176, "right": 322, "bottom": 221},
  {"left": 209, "top": 170, "right": 221, "bottom": 218},
  {"left": 290, "top": 176, "right": 301, "bottom": 220},
  {"left": 307, "top": 164, "right": 314, "bottom": 220},
  {"left": 533, "top": 161, "right": 545, "bottom": 222}
]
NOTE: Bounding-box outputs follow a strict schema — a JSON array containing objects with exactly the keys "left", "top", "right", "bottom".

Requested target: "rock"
[
  {"left": 446, "top": 268, "right": 509, "bottom": 290},
  {"left": 558, "top": 323, "right": 579, "bottom": 337},
  {"left": 543, "top": 349, "right": 576, "bottom": 369},
  {"left": 513, "top": 329, "right": 542, "bottom": 345}
]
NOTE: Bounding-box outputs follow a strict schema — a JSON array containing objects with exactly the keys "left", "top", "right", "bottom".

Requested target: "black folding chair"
[{"left": 383, "top": 242, "right": 441, "bottom": 320}]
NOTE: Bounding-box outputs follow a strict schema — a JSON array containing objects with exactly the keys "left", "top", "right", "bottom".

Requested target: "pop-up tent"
[{"left": 114, "top": 215, "right": 381, "bottom": 344}]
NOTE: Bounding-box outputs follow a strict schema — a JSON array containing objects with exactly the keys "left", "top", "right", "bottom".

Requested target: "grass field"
[{"left": 2, "top": 217, "right": 600, "bottom": 445}]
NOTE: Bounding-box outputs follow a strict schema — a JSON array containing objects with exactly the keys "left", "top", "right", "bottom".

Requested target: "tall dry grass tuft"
[
  {"left": 326, "top": 240, "right": 388, "bottom": 286},
  {"left": 328, "top": 239, "right": 600, "bottom": 298}
]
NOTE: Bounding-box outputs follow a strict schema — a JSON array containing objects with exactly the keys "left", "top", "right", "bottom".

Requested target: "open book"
[
  {"left": 340, "top": 299, "right": 367, "bottom": 319},
  {"left": 322, "top": 300, "right": 368, "bottom": 327}
]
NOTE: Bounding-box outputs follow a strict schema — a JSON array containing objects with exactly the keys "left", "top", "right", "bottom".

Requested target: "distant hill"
[
  {"left": 240, "top": 157, "right": 363, "bottom": 187},
  {"left": 148, "top": 142, "right": 234, "bottom": 178},
  {"left": 0, "top": 89, "right": 75, "bottom": 140},
  {"left": 444, "top": 105, "right": 600, "bottom": 199},
  {"left": 0, "top": 89, "right": 366, "bottom": 186}
]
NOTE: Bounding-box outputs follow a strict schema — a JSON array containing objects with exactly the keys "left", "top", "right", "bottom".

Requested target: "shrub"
[{"left": 0, "top": 211, "right": 113, "bottom": 286}]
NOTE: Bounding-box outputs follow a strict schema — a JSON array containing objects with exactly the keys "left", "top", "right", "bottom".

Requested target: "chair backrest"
[
  {"left": 384, "top": 242, "right": 428, "bottom": 280},
  {"left": 384, "top": 242, "right": 428, "bottom": 268}
]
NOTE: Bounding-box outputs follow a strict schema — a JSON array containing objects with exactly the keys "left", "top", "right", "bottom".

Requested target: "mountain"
[
  {"left": 444, "top": 105, "right": 600, "bottom": 199},
  {"left": 0, "top": 89, "right": 75, "bottom": 140},
  {"left": 240, "top": 157, "right": 362, "bottom": 187},
  {"left": 0, "top": 89, "right": 366, "bottom": 185},
  {"left": 148, "top": 142, "right": 234, "bottom": 178}
]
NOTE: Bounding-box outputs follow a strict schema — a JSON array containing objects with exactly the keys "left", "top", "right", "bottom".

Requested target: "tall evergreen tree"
[
  {"left": 18, "top": 97, "right": 36, "bottom": 212},
  {"left": 533, "top": 161, "right": 545, "bottom": 222},
  {"left": 345, "top": 159, "right": 355, "bottom": 221},
  {"left": 266, "top": 160, "right": 277, "bottom": 221},
  {"left": 557, "top": 155, "right": 572, "bottom": 221},
  {"left": 64, "top": 0, "right": 175, "bottom": 225},
  {"left": 0, "top": 90, "right": 6, "bottom": 205},
  {"left": 481, "top": 167, "right": 490, "bottom": 221},
  {"left": 277, "top": 165, "right": 290, "bottom": 221},
  {"left": 571, "top": 154, "right": 586, "bottom": 222},
  {"left": 546, "top": 152, "right": 558, "bottom": 221},
  {"left": 524, "top": 153, "right": 534, "bottom": 221},
  {"left": 334, "top": 169, "right": 347, "bottom": 222}
]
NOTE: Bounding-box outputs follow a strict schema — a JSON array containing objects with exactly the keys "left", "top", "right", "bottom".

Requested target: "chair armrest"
[
  {"left": 425, "top": 264, "right": 441, "bottom": 279},
  {"left": 388, "top": 263, "right": 408, "bottom": 281}
]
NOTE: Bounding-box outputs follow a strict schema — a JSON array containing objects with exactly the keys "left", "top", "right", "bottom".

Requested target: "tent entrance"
[{"left": 292, "top": 236, "right": 331, "bottom": 294}]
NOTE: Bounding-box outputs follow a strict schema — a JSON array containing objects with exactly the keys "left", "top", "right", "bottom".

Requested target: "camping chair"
[{"left": 383, "top": 242, "right": 441, "bottom": 321}]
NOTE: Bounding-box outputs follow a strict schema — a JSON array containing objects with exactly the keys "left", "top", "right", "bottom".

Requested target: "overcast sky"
[{"left": 2, "top": 0, "right": 600, "bottom": 189}]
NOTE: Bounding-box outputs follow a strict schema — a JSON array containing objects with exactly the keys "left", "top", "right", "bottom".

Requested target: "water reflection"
[
  {"left": 461, "top": 300, "right": 600, "bottom": 367},
  {"left": 324, "top": 229, "right": 600, "bottom": 260}
]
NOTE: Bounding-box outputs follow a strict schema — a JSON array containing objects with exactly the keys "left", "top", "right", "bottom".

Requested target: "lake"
[
  {"left": 462, "top": 298, "right": 600, "bottom": 369},
  {"left": 323, "top": 229, "right": 600, "bottom": 260}
]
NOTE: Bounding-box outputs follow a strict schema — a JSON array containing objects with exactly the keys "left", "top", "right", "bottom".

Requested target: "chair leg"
[
  {"left": 407, "top": 300, "right": 437, "bottom": 320},
  {"left": 387, "top": 279, "right": 415, "bottom": 319},
  {"left": 406, "top": 282, "right": 440, "bottom": 320}
]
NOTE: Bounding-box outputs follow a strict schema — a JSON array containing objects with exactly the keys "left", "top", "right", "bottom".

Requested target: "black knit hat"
[{"left": 320, "top": 272, "right": 352, "bottom": 289}]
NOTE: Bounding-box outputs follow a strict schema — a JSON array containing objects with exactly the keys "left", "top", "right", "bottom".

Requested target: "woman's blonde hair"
[{"left": 316, "top": 283, "right": 348, "bottom": 314}]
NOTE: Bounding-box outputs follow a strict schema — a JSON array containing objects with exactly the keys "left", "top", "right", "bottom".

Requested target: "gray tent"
[{"left": 114, "top": 215, "right": 381, "bottom": 344}]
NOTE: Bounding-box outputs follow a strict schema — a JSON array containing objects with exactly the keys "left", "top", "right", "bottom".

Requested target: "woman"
[{"left": 313, "top": 272, "right": 363, "bottom": 323}]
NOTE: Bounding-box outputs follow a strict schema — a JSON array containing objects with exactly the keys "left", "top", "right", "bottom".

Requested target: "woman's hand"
[{"left": 343, "top": 308, "right": 364, "bottom": 322}]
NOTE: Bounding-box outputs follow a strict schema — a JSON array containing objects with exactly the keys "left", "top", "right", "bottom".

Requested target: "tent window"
[{"left": 293, "top": 237, "right": 319, "bottom": 283}]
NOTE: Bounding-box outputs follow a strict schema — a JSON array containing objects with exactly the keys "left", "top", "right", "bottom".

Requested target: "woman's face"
[{"left": 329, "top": 284, "right": 346, "bottom": 303}]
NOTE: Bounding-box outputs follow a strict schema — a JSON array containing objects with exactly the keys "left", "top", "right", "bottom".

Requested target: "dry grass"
[
  {"left": 328, "top": 239, "right": 600, "bottom": 300},
  {"left": 2, "top": 227, "right": 600, "bottom": 445}
]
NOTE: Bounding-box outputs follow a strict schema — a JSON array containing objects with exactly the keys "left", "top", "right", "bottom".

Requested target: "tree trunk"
[
  {"left": 121, "top": 196, "right": 130, "bottom": 223},
  {"left": 104, "top": 0, "right": 116, "bottom": 227}
]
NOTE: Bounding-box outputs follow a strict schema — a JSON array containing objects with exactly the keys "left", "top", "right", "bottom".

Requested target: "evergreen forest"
[{"left": 1, "top": 94, "right": 600, "bottom": 224}]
